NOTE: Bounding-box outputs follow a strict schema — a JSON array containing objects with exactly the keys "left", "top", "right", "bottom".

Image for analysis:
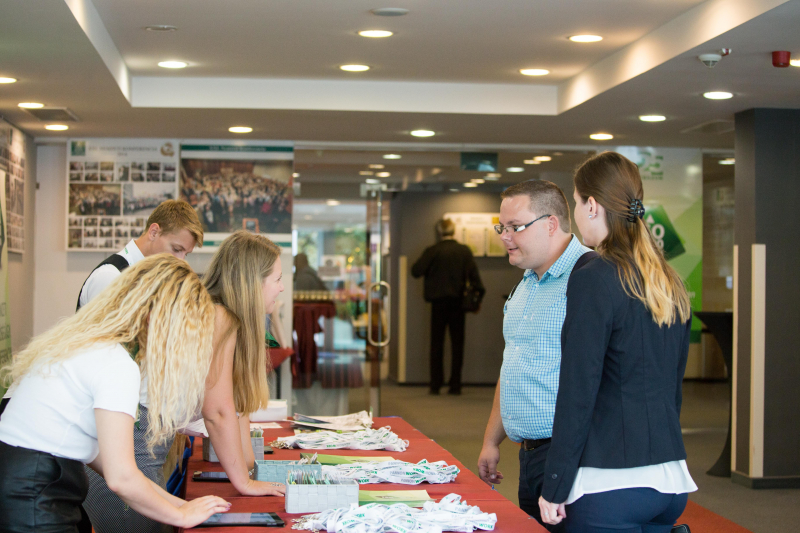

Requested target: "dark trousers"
[
  {"left": 429, "top": 297, "right": 465, "bottom": 392},
  {"left": 0, "top": 440, "right": 89, "bottom": 533},
  {"left": 564, "top": 488, "right": 688, "bottom": 533},
  {"left": 519, "top": 441, "right": 563, "bottom": 532}
]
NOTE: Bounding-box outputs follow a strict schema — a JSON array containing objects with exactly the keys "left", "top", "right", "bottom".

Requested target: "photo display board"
[
  {"left": 179, "top": 143, "right": 294, "bottom": 252},
  {"left": 0, "top": 170, "right": 12, "bottom": 386},
  {"left": 0, "top": 120, "right": 26, "bottom": 253},
  {"left": 66, "top": 139, "right": 179, "bottom": 251},
  {"left": 443, "top": 212, "right": 506, "bottom": 257}
]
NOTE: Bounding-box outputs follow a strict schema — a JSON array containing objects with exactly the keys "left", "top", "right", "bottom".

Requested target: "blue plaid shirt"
[{"left": 500, "top": 236, "right": 591, "bottom": 441}]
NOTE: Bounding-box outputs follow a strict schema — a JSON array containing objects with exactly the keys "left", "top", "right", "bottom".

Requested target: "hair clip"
[{"left": 627, "top": 198, "right": 645, "bottom": 222}]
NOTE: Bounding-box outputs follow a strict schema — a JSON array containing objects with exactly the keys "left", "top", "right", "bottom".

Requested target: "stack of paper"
[
  {"left": 358, "top": 490, "right": 433, "bottom": 508},
  {"left": 293, "top": 410, "right": 373, "bottom": 432},
  {"left": 251, "top": 399, "right": 288, "bottom": 422}
]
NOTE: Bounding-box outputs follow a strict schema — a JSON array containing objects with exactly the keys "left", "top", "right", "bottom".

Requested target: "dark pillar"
[{"left": 732, "top": 108, "right": 800, "bottom": 489}]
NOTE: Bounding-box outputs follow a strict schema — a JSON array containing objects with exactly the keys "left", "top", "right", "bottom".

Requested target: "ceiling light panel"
[
  {"left": 45, "top": 124, "right": 69, "bottom": 131},
  {"left": 229, "top": 126, "right": 252, "bottom": 133},
  {"left": 0, "top": 77, "right": 17, "bottom": 84},
  {"left": 569, "top": 35, "right": 603, "bottom": 42},
  {"left": 340, "top": 64, "right": 370, "bottom": 72},
  {"left": 590, "top": 133, "right": 614, "bottom": 140},
  {"left": 359, "top": 170, "right": 374, "bottom": 176},
  {"left": 383, "top": 154, "right": 401, "bottom": 160},
  {"left": 520, "top": 69, "right": 549, "bottom": 76},
  {"left": 534, "top": 156, "right": 551, "bottom": 161},
  {"left": 369, "top": 164, "right": 384, "bottom": 169},
  {"left": 376, "top": 172, "right": 390, "bottom": 178},
  {"left": 358, "top": 30, "right": 393, "bottom": 38},
  {"left": 18, "top": 102, "right": 44, "bottom": 108},
  {"left": 158, "top": 61, "right": 188, "bottom": 69},
  {"left": 506, "top": 167, "right": 524, "bottom": 172},
  {"left": 703, "top": 91, "right": 733, "bottom": 100},
  {"left": 639, "top": 115, "right": 666, "bottom": 122},
  {"left": 410, "top": 129, "right": 435, "bottom": 137},
  {"left": 463, "top": 182, "right": 478, "bottom": 187}
]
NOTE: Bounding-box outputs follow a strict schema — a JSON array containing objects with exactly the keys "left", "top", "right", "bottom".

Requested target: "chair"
[{"left": 166, "top": 436, "right": 194, "bottom": 496}]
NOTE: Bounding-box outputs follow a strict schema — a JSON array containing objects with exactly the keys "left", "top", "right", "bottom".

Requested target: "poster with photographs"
[
  {"left": 0, "top": 120, "right": 26, "bottom": 253},
  {"left": 180, "top": 143, "right": 293, "bottom": 252},
  {"left": 0, "top": 170, "right": 11, "bottom": 386},
  {"left": 66, "top": 139, "right": 179, "bottom": 251}
]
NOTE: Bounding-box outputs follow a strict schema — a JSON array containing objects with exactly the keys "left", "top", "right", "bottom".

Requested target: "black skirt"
[{"left": 0, "top": 440, "right": 89, "bottom": 533}]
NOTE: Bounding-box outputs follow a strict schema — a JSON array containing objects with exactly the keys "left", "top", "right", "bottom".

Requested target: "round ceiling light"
[
  {"left": 639, "top": 115, "right": 666, "bottom": 122},
  {"left": 520, "top": 69, "right": 550, "bottom": 76},
  {"left": 791, "top": 59, "right": 800, "bottom": 67},
  {"left": 369, "top": 164, "right": 384, "bottom": 169},
  {"left": 719, "top": 158, "right": 735, "bottom": 165},
  {"left": 410, "top": 129, "right": 435, "bottom": 137},
  {"left": 471, "top": 178, "right": 485, "bottom": 184},
  {"left": 376, "top": 172, "right": 391, "bottom": 178},
  {"left": 45, "top": 124, "right": 69, "bottom": 131},
  {"left": 506, "top": 167, "right": 524, "bottom": 173},
  {"left": 359, "top": 170, "right": 374, "bottom": 176},
  {"left": 569, "top": 35, "right": 603, "bottom": 43},
  {"left": 340, "top": 64, "right": 370, "bottom": 72},
  {"left": 145, "top": 25, "right": 178, "bottom": 32},
  {"left": 703, "top": 91, "right": 733, "bottom": 100},
  {"left": 590, "top": 133, "right": 614, "bottom": 140},
  {"left": 523, "top": 159, "right": 541, "bottom": 165},
  {"left": 158, "top": 60, "right": 188, "bottom": 69},
  {"left": 534, "top": 156, "right": 552, "bottom": 162},
  {"left": 358, "top": 30, "right": 393, "bottom": 38},
  {"left": 326, "top": 199, "right": 341, "bottom": 206},
  {"left": 0, "top": 77, "right": 17, "bottom": 84},
  {"left": 463, "top": 182, "right": 478, "bottom": 188},
  {"left": 486, "top": 173, "right": 501, "bottom": 179},
  {"left": 229, "top": 126, "right": 253, "bottom": 133},
  {"left": 18, "top": 102, "right": 44, "bottom": 108},
  {"left": 383, "top": 154, "right": 401, "bottom": 159},
  {"left": 371, "top": 8, "right": 409, "bottom": 16}
]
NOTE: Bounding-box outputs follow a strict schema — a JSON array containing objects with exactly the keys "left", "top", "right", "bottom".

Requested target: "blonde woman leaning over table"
[
  {"left": 0, "top": 255, "right": 230, "bottom": 533},
  {"left": 201, "top": 231, "right": 287, "bottom": 497}
]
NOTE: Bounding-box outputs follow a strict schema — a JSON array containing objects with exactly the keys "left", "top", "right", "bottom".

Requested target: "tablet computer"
[{"left": 196, "top": 512, "right": 285, "bottom": 527}]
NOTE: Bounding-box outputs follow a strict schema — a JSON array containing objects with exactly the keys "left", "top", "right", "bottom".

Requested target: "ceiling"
[{"left": 1, "top": 0, "right": 799, "bottom": 150}]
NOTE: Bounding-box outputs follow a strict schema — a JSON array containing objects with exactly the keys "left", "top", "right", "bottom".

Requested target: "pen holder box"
[
  {"left": 253, "top": 460, "right": 321, "bottom": 482},
  {"left": 285, "top": 479, "right": 359, "bottom": 514},
  {"left": 203, "top": 437, "right": 264, "bottom": 462}
]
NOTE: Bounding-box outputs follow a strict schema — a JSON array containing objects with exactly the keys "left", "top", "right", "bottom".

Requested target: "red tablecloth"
[
  {"left": 268, "top": 347, "right": 293, "bottom": 370},
  {"left": 181, "top": 416, "right": 544, "bottom": 532}
]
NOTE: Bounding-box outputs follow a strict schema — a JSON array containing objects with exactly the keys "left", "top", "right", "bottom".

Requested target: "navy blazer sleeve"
[{"left": 541, "top": 266, "right": 616, "bottom": 504}]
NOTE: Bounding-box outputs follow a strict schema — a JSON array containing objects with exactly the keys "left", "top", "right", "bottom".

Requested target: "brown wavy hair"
[
  {"left": 203, "top": 231, "right": 281, "bottom": 414},
  {"left": 3, "top": 255, "right": 215, "bottom": 450},
  {"left": 574, "top": 151, "right": 690, "bottom": 326}
]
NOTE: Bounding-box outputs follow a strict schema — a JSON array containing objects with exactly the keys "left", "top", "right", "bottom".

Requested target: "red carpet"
[{"left": 678, "top": 500, "right": 753, "bottom": 533}]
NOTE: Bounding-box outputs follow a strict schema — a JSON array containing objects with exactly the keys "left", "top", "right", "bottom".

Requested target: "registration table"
[{"left": 181, "top": 417, "right": 544, "bottom": 532}]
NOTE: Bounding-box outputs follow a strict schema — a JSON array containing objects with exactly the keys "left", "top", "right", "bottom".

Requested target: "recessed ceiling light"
[
  {"left": 534, "top": 156, "right": 552, "bottom": 162},
  {"left": 506, "top": 167, "right": 524, "bottom": 172},
  {"left": 0, "top": 77, "right": 17, "bottom": 84},
  {"left": 45, "top": 124, "right": 69, "bottom": 131},
  {"left": 553, "top": 152, "right": 563, "bottom": 156},
  {"left": 326, "top": 199, "right": 341, "bottom": 206},
  {"left": 449, "top": 188, "right": 460, "bottom": 192},
  {"left": 145, "top": 25, "right": 178, "bottom": 32},
  {"left": 383, "top": 154, "right": 401, "bottom": 159},
  {"left": 371, "top": 7, "right": 409, "bottom": 16},
  {"left": 18, "top": 102, "right": 44, "bottom": 109},
  {"left": 366, "top": 178, "right": 380, "bottom": 184},
  {"left": 520, "top": 69, "right": 550, "bottom": 76},
  {"left": 410, "top": 129, "right": 435, "bottom": 137},
  {"left": 719, "top": 158, "right": 735, "bottom": 165},
  {"left": 703, "top": 91, "right": 733, "bottom": 100},
  {"left": 791, "top": 59, "right": 800, "bottom": 67},
  {"left": 569, "top": 35, "right": 603, "bottom": 43},
  {"left": 639, "top": 115, "right": 666, "bottom": 122},
  {"left": 471, "top": 178, "right": 485, "bottom": 184},
  {"left": 292, "top": 173, "right": 300, "bottom": 178},
  {"left": 463, "top": 182, "right": 478, "bottom": 188},
  {"left": 376, "top": 172, "right": 391, "bottom": 178},
  {"left": 590, "top": 133, "right": 614, "bottom": 140},
  {"left": 158, "top": 60, "right": 188, "bottom": 69},
  {"left": 359, "top": 170, "right": 374, "bottom": 176},
  {"left": 369, "top": 164, "right": 384, "bottom": 169},
  {"left": 486, "top": 173, "right": 501, "bottom": 178},
  {"left": 229, "top": 126, "right": 252, "bottom": 133},
  {"left": 340, "top": 64, "right": 370, "bottom": 72},
  {"left": 523, "top": 159, "right": 541, "bottom": 165},
  {"left": 358, "top": 30, "right": 393, "bottom": 38}
]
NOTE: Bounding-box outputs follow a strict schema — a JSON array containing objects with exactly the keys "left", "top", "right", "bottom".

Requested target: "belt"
[{"left": 522, "top": 438, "right": 551, "bottom": 451}]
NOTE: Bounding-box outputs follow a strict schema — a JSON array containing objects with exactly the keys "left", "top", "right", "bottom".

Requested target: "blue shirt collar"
[{"left": 523, "top": 235, "right": 585, "bottom": 281}]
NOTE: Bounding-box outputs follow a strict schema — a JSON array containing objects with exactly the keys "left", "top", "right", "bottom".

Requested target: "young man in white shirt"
[{"left": 76, "top": 200, "right": 204, "bottom": 310}]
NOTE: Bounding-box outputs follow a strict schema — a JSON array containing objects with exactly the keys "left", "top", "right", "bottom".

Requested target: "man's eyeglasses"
[{"left": 493, "top": 214, "right": 551, "bottom": 235}]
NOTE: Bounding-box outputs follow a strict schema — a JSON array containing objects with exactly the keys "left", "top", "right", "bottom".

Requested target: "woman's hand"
[
  {"left": 177, "top": 496, "right": 231, "bottom": 528},
  {"left": 538, "top": 496, "right": 566, "bottom": 525},
  {"left": 238, "top": 479, "right": 286, "bottom": 497}
]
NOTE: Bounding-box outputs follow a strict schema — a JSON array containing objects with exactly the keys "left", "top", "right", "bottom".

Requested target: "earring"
[{"left": 588, "top": 214, "right": 594, "bottom": 219}]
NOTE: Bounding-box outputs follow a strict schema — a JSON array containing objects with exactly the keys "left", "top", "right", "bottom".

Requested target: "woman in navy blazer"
[{"left": 539, "top": 151, "right": 697, "bottom": 532}]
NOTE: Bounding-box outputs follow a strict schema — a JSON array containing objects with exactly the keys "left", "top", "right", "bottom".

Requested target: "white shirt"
[
  {"left": 565, "top": 460, "right": 698, "bottom": 505},
  {"left": 77, "top": 240, "right": 144, "bottom": 309},
  {"left": 0, "top": 343, "right": 140, "bottom": 464}
]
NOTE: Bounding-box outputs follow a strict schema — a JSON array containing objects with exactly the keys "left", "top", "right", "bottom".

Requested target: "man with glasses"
[{"left": 478, "top": 180, "right": 592, "bottom": 528}]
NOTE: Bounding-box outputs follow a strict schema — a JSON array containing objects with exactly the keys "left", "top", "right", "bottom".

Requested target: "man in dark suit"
[{"left": 412, "top": 218, "right": 484, "bottom": 395}]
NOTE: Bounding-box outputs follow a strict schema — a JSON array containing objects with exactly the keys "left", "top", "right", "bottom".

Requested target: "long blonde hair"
[
  {"left": 2, "top": 254, "right": 215, "bottom": 450},
  {"left": 574, "top": 151, "right": 691, "bottom": 326},
  {"left": 203, "top": 231, "right": 280, "bottom": 414}
]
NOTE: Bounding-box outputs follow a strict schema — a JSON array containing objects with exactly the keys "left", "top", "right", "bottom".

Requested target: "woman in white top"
[
  {"left": 0, "top": 255, "right": 230, "bottom": 533},
  {"left": 83, "top": 231, "right": 285, "bottom": 533},
  {"left": 539, "top": 151, "right": 697, "bottom": 532}
]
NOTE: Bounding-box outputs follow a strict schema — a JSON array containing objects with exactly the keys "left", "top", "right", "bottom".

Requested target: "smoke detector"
[{"left": 698, "top": 49, "right": 731, "bottom": 69}]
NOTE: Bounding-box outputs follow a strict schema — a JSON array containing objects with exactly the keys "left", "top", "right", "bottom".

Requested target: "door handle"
[{"left": 367, "top": 281, "right": 391, "bottom": 347}]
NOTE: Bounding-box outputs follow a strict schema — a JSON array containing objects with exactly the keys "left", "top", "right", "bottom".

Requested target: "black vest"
[{"left": 75, "top": 254, "right": 130, "bottom": 311}]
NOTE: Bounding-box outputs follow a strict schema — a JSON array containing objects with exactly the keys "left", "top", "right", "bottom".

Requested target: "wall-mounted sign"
[
  {"left": 442, "top": 212, "right": 506, "bottom": 257},
  {"left": 460, "top": 152, "right": 498, "bottom": 172},
  {"left": 0, "top": 120, "right": 26, "bottom": 253}
]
